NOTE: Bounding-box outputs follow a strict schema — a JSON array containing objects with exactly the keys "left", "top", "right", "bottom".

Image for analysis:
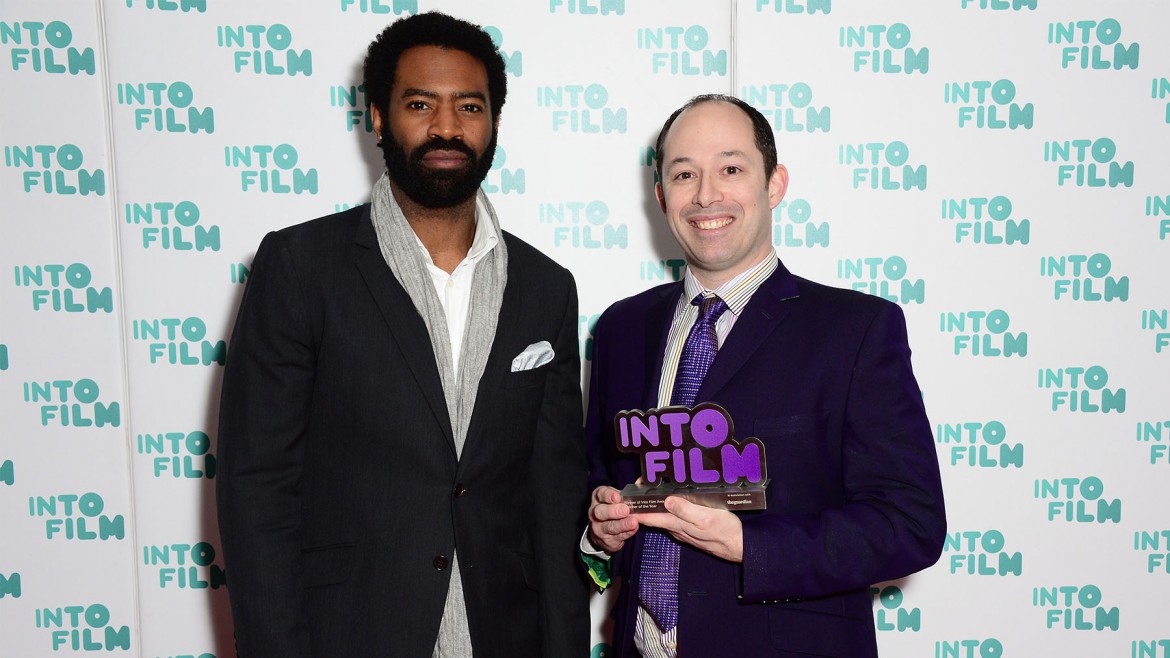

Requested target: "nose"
[
  {"left": 429, "top": 103, "right": 463, "bottom": 141},
  {"left": 693, "top": 174, "right": 722, "bottom": 207}
]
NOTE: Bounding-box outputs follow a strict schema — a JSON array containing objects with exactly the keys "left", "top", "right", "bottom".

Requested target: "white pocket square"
[{"left": 511, "top": 340, "right": 554, "bottom": 372}]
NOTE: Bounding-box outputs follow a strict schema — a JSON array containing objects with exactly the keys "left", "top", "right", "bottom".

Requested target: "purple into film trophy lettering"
[{"left": 614, "top": 402, "right": 769, "bottom": 512}]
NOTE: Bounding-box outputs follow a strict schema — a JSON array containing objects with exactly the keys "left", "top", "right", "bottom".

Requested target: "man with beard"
[{"left": 216, "top": 12, "right": 589, "bottom": 658}]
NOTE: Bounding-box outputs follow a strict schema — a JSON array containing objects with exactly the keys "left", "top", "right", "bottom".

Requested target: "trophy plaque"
[{"left": 615, "top": 402, "right": 769, "bottom": 512}]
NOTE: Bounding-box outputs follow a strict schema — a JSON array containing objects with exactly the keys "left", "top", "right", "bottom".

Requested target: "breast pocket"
[{"left": 503, "top": 364, "right": 549, "bottom": 390}]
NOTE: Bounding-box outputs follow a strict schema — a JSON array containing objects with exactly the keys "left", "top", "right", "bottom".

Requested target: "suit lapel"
[
  {"left": 643, "top": 283, "right": 681, "bottom": 410},
  {"left": 697, "top": 262, "right": 801, "bottom": 403},
  {"left": 458, "top": 234, "right": 524, "bottom": 465},
  {"left": 352, "top": 208, "right": 457, "bottom": 455}
]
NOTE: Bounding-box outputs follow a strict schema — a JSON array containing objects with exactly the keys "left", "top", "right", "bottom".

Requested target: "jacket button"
[
  {"left": 453, "top": 483, "right": 466, "bottom": 497},
  {"left": 433, "top": 555, "right": 449, "bottom": 570}
]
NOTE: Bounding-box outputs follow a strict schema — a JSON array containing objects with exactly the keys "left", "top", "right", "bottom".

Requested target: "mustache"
[{"left": 412, "top": 137, "right": 477, "bottom": 161}]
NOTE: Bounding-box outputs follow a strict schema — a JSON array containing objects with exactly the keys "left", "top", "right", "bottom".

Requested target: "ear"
[
  {"left": 655, "top": 182, "right": 667, "bottom": 213},
  {"left": 371, "top": 106, "right": 383, "bottom": 141},
  {"left": 767, "top": 164, "right": 789, "bottom": 209}
]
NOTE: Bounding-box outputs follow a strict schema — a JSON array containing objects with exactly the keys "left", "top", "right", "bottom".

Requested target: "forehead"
[
  {"left": 662, "top": 101, "right": 760, "bottom": 163},
  {"left": 392, "top": 45, "right": 489, "bottom": 93}
]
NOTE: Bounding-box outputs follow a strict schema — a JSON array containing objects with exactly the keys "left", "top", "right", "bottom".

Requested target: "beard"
[{"left": 380, "top": 129, "right": 497, "bottom": 209}]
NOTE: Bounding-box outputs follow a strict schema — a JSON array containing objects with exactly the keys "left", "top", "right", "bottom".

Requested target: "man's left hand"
[{"left": 636, "top": 496, "right": 743, "bottom": 563}]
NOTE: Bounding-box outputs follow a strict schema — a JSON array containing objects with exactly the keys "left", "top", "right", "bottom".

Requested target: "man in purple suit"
[{"left": 584, "top": 95, "right": 946, "bottom": 657}]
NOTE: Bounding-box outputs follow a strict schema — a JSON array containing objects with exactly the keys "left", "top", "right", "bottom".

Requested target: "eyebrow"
[
  {"left": 400, "top": 87, "right": 488, "bottom": 103},
  {"left": 666, "top": 150, "right": 750, "bottom": 169}
]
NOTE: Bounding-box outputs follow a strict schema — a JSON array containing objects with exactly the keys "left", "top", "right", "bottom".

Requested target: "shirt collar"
[
  {"left": 410, "top": 196, "right": 500, "bottom": 268},
  {"left": 682, "top": 250, "right": 779, "bottom": 317}
]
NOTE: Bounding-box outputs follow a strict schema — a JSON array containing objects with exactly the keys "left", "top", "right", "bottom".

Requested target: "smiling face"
[
  {"left": 656, "top": 100, "right": 788, "bottom": 289},
  {"left": 372, "top": 45, "right": 497, "bottom": 208}
]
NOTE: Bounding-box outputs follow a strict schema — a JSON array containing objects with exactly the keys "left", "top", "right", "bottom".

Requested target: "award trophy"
[{"left": 615, "top": 402, "right": 769, "bottom": 512}]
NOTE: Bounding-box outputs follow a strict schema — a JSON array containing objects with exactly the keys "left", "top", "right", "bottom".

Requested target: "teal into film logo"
[
  {"left": 29, "top": 492, "right": 125, "bottom": 540},
  {"left": 1048, "top": 19, "right": 1139, "bottom": 70},
  {"left": 537, "top": 84, "right": 626, "bottom": 133},
  {"left": 944, "top": 79, "right": 1033, "bottom": 130},
  {"left": 942, "top": 195, "right": 1029, "bottom": 245},
  {"left": 1044, "top": 138, "right": 1132, "bottom": 187},
  {"left": 133, "top": 317, "right": 226, "bottom": 366},
  {"left": 945, "top": 529, "right": 1022, "bottom": 576},
  {"left": 1, "top": 20, "right": 95, "bottom": 75},
  {"left": 1132, "top": 640, "right": 1170, "bottom": 657},
  {"left": 1, "top": 458, "right": 13, "bottom": 485},
  {"left": 637, "top": 25, "right": 726, "bottom": 76},
  {"left": 1134, "top": 530, "right": 1170, "bottom": 574},
  {"left": 138, "top": 431, "right": 216, "bottom": 479},
  {"left": 340, "top": 0, "right": 416, "bottom": 14},
  {"left": 116, "top": 81, "right": 213, "bottom": 134},
  {"left": 871, "top": 585, "right": 920, "bottom": 632},
  {"left": 1032, "top": 584, "right": 1119, "bottom": 630},
  {"left": 14, "top": 263, "right": 113, "bottom": 313},
  {"left": 1034, "top": 476, "right": 1121, "bottom": 523},
  {"left": 934, "top": 639, "right": 1004, "bottom": 658},
  {"left": 144, "top": 541, "right": 227, "bottom": 589},
  {"left": 936, "top": 420, "right": 1023, "bottom": 469},
  {"left": 1040, "top": 253, "right": 1129, "bottom": 302},
  {"left": 126, "top": 0, "right": 207, "bottom": 12},
  {"left": 578, "top": 313, "right": 598, "bottom": 362},
  {"left": 225, "top": 144, "right": 318, "bottom": 194},
  {"left": 1146, "top": 194, "right": 1170, "bottom": 240},
  {"left": 1039, "top": 365, "right": 1126, "bottom": 413},
  {"left": 539, "top": 199, "right": 626, "bottom": 250},
  {"left": 5, "top": 144, "right": 105, "bottom": 195},
  {"left": 1140, "top": 309, "right": 1169, "bottom": 353},
  {"left": 22, "top": 379, "right": 121, "bottom": 427},
  {"left": 962, "top": 0, "right": 1033, "bottom": 8},
  {"left": 331, "top": 83, "right": 372, "bottom": 133},
  {"left": 550, "top": 0, "right": 624, "bottom": 14},
  {"left": 639, "top": 258, "right": 687, "bottom": 283},
  {"left": 482, "top": 145, "right": 524, "bottom": 195},
  {"left": 839, "top": 141, "right": 926, "bottom": 191},
  {"left": 126, "top": 200, "right": 220, "bottom": 251},
  {"left": 840, "top": 23, "right": 928, "bottom": 74},
  {"left": 743, "top": 83, "right": 830, "bottom": 133},
  {"left": 1136, "top": 420, "right": 1170, "bottom": 465},
  {"left": 0, "top": 571, "right": 20, "bottom": 598},
  {"left": 837, "top": 256, "right": 925, "bottom": 304},
  {"left": 217, "top": 24, "right": 311, "bottom": 76},
  {"left": 756, "top": 0, "right": 831, "bottom": 14},
  {"left": 940, "top": 310, "right": 1027, "bottom": 357},
  {"left": 1, "top": 343, "right": 7, "bottom": 369},
  {"left": 1154, "top": 78, "right": 1170, "bottom": 124},
  {"left": 35, "top": 604, "right": 131, "bottom": 651},
  {"left": 484, "top": 26, "right": 521, "bottom": 77},
  {"left": 772, "top": 198, "right": 829, "bottom": 248}
]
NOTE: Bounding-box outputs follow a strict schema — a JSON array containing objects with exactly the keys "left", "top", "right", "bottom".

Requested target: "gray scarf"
[{"left": 369, "top": 171, "right": 508, "bottom": 657}]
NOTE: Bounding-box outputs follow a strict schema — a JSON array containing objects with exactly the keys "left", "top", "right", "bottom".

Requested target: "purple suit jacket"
[{"left": 586, "top": 261, "right": 945, "bottom": 657}]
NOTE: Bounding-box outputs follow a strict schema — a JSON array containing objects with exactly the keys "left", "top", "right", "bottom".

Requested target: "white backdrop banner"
[{"left": 1, "top": 0, "right": 1167, "bottom": 656}]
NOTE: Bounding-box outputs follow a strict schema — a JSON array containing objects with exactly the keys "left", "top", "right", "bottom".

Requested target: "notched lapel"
[
  {"left": 352, "top": 212, "right": 457, "bottom": 455},
  {"left": 698, "top": 264, "right": 800, "bottom": 403},
  {"left": 643, "top": 285, "right": 679, "bottom": 409}
]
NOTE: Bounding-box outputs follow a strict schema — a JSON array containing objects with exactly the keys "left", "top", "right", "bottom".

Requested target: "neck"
[{"left": 390, "top": 181, "right": 477, "bottom": 274}]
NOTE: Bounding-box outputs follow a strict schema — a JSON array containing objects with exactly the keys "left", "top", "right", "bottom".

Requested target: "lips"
[
  {"left": 420, "top": 150, "right": 469, "bottom": 169},
  {"left": 688, "top": 215, "right": 734, "bottom": 230}
]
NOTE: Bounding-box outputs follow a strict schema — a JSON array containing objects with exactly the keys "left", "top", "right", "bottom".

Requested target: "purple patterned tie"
[{"left": 639, "top": 294, "right": 728, "bottom": 632}]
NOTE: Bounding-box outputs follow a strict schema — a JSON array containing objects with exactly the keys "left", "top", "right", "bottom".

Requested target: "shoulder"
[
  {"left": 502, "top": 231, "right": 575, "bottom": 289},
  {"left": 789, "top": 273, "right": 903, "bottom": 325},
  {"left": 265, "top": 204, "right": 366, "bottom": 256}
]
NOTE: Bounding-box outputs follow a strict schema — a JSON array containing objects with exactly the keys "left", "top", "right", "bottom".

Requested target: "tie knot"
[{"left": 693, "top": 294, "right": 728, "bottom": 324}]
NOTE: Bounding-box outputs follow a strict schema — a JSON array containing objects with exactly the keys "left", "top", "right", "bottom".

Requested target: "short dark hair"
[
  {"left": 654, "top": 94, "right": 777, "bottom": 183},
  {"left": 363, "top": 12, "right": 507, "bottom": 123}
]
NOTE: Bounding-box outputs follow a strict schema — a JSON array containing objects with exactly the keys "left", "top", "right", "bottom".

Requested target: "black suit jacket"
[
  {"left": 217, "top": 204, "right": 589, "bottom": 657},
  {"left": 586, "top": 261, "right": 946, "bottom": 657}
]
